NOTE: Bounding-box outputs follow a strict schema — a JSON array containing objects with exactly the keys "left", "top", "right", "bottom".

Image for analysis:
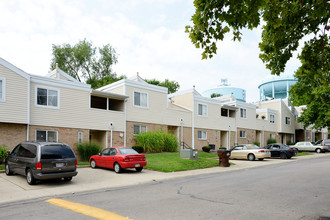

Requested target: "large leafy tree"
[
  {"left": 186, "top": 0, "right": 329, "bottom": 129},
  {"left": 145, "top": 78, "right": 180, "bottom": 94},
  {"left": 50, "top": 39, "right": 119, "bottom": 88}
]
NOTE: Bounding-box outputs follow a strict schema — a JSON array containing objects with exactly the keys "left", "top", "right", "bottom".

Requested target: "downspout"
[
  {"left": 228, "top": 125, "right": 231, "bottom": 150},
  {"left": 191, "top": 86, "right": 195, "bottom": 149},
  {"left": 27, "top": 76, "right": 31, "bottom": 141},
  {"left": 124, "top": 84, "right": 127, "bottom": 147}
]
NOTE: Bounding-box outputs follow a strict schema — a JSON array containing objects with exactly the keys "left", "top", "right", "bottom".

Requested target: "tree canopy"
[
  {"left": 145, "top": 78, "right": 180, "bottom": 94},
  {"left": 50, "top": 39, "right": 119, "bottom": 88},
  {"left": 186, "top": 0, "right": 329, "bottom": 129}
]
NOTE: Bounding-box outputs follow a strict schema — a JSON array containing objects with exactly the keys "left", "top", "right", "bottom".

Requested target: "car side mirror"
[{"left": 98, "top": 153, "right": 101, "bottom": 156}]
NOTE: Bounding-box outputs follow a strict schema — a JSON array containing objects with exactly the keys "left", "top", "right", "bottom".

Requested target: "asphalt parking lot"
[{"left": 1, "top": 153, "right": 329, "bottom": 205}]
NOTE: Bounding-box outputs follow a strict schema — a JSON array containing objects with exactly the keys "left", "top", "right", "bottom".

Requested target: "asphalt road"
[{"left": 0, "top": 156, "right": 329, "bottom": 220}]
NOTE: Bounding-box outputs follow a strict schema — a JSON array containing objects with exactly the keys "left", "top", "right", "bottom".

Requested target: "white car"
[
  {"left": 293, "top": 142, "right": 329, "bottom": 153},
  {"left": 230, "top": 144, "right": 271, "bottom": 161}
]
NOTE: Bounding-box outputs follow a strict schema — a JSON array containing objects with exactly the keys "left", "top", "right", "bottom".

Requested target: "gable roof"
[
  {"left": 47, "top": 68, "right": 80, "bottom": 83},
  {"left": 0, "top": 57, "right": 30, "bottom": 79}
]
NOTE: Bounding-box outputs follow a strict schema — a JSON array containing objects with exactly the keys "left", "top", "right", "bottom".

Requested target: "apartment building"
[{"left": 1, "top": 57, "right": 327, "bottom": 154}]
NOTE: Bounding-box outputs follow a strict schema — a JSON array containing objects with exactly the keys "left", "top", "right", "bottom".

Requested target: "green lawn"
[
  {"left": 0, "top": 165, "right": 4, "bottom": 170},
  {"left": 145, "top": 152, "right": 222, "bottom": 172},
  {"left": 296, "top": 152, "right": 313, "bottom": 156}
]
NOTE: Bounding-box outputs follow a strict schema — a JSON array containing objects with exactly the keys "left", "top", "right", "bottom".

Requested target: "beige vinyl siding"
[
  {"left": 171, "top": 93, "right": 193, "bottom": 110},
  {"left": 236, "top": 106, "right": 258, "bottom": 130},
  {"left": 30, "top": 83, "right": 125, "bottom": 131},
  {"left": 103, "top": 85, "right": 125, "bottom": 95},
  {"left": 162, "top": 108, "right": 192, "bottom": 127},
  {"left": 194, "top": 101, "right": 236, "bottom": 130},
  {"left": 0, "top": 64, "right": 28, "bottom": 124},
  {"left": 281, "top": 103, "right": 295, "bottom": 134},
  {"left": 126, "top": 86, "right": 168, "bottom": 124}
]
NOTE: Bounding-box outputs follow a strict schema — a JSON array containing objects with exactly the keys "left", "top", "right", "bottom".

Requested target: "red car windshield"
[{"left": 119, "top": 148, "right": 139, "bottom": 155}]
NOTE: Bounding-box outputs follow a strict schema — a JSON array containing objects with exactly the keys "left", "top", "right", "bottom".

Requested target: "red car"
[{"left": 89, "top": 147, "right": 147, "bottom": 173}]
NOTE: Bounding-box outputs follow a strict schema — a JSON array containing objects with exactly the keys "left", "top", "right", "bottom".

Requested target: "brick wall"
[
  {"left": 0, "top": 123, "right": 27, "bottom": 151},
  {"left": 29, "top": 125, "right": 89, "bottom": 157}
]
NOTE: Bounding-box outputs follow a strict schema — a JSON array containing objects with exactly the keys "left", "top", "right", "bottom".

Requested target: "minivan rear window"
[{"left": 41, "top": 145, "right": 75, "bottom": 159}]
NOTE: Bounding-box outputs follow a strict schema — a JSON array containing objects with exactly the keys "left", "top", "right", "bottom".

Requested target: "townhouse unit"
[
  {"left": 0, "top": 58, "right": 127, "bottom": 156},
  {"left": 1, "top": 57, "right": 328, "bottom": 155}
]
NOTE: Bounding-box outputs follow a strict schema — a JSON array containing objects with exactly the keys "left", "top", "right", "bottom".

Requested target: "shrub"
[
  {"left": 134, "top": 131, "right": 178, "bottom": 153},
  {"left": 253, "top": 141, "right": 260, "bottom": 147},
  {"left": 76, "top": 142, "right": 102, "bottom": 161},
  {"left": 132, "top": 145, "right": 144, "bottom": 153},
  {"left": 202, "top": 146, "right": 211, "bottom": 152},
  {"left": 219, "top": 147, "right": 227, "bottom": 150},
  {"left": 0, "top": 145, "right": 8, "bottom": 163},
  {"left": 286, "top": 141, "right": 295, "bottom": 146},
  {"left": 267, "top": 138, "right": 277, "bottom": 144}
]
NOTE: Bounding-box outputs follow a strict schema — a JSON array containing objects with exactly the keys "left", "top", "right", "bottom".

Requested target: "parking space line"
[{"left": 46, "top": 198, "right": 131, "bottom": 220}]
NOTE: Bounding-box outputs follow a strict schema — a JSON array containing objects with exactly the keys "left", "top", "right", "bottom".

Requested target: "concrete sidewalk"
[{"left": 0, "top": 153, "right": 329, "bottom": 205}]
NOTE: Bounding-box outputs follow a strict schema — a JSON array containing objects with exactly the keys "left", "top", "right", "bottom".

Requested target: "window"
[
  {"left": 78, "top": 131, "right": 83, "bottom": 144},
  {"left": 36, "top": 130, "right": 58, "bottom": 142},
  {"left": 198, "top": 104, "right": 207, "bottom": 116},
  {"left": 240, "top": 108, "right": 247, "bottom": 118},
  {"left": 36, "top": 86, "right": 59, "bottom": 108},
  {"left": 0, "top": 77, "right": 5, "bottom": 102},
  {"left": 240, "top": 130, "right": 246, "bottom": 138},
  {"left": 134, "top": 91, "right": 148, "bottom": 108},
  {"left": 270, "top": 134, "right": 275, "bottom": 139},
  {"left": 198, "top": 131, "right": 207, "bottom": 139},
  {"left": 306, "top": 131, "right": 310, "bottom": 139},
  {"left": 285, "top": 117, "right": 291, "bottom": 125},
  {"left": 133, "top": 125, "right": 147, "bottom": 135},
  {"left": 270, "top": 114, "right": 275, "bottom": 123}
]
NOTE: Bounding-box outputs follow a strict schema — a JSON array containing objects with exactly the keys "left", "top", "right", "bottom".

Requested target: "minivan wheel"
[
  {"left": 26, "top": 169, "right": 36, "bottom": 185},
  {"left": 248, "top": 154, "right": 255, "bottom": 161},
  {"left": 90, "top": 159, "right": 96, "bottom": 169},
  {"left": 114, "top": 163, "right": 122, "bottom": 173},
  {"left": 5, "top": 163, "right": 13, "bottom": 175},
  {"left": 316, "top": 148, "right": 321, "bottom": 153}
]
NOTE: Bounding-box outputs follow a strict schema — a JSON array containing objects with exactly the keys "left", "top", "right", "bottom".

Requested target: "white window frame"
[
  {"left": 133, "top": 91, "right": 149, "bottom": 108},
  {"left": 197, "top": 103, "right": 208, "bottom": 117},
  {"left": 270, "top": 114, "right": 275, "bottom": 123},
  {"left": 36, "top": 130, "right": 58, "bottom": 142},
  {"left": 239, "top": 130, "right": 246, "bottom": 138},
  {"left": 133, "top": 125, "right": 147, "bottom": 135},
  {"left": 240, "top": 108, "right": 247, "bottom": 118},
  {"left": 198, "top": 130, "right": 207, "bottom": 140},
  {"left": 0, "top": 77, "right": 6, "bottom": 102},
  {"left": 285, "top": 117, "right": 291, "bottom": 125},
  {"left": 78, "top": 131, "right": 83, "bottom": 144},
  {"left": 35, "top": 85, "right": 60, "bottom": 109}
]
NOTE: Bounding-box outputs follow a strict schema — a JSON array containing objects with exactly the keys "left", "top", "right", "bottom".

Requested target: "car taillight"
[
  {"left": 142, "top": 157, "right": 146, "bottom": 161},
  {"left": 124, "top": 157, "right": 130, "bottom": 162},
  {"left": 258, "top": 150, "right": 265, "bottom": 153},
  {"left": 289, "top": 148, "right": 293, "bottom": 151},
  {"left": 36, "top": 162, "right": 42, "bottom": 170},
  {"left": 75, "top": 160, "right": 77, "bottom": 168}
]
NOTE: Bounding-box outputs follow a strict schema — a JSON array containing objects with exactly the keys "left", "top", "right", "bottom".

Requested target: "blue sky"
[{"left": 0, "top": 0, "right": 300, "bottom": 102}]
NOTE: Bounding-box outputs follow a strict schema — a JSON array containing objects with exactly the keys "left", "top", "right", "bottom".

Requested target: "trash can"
[{"left": 217, "top": 150, "right": 231, "bottom": 167}]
